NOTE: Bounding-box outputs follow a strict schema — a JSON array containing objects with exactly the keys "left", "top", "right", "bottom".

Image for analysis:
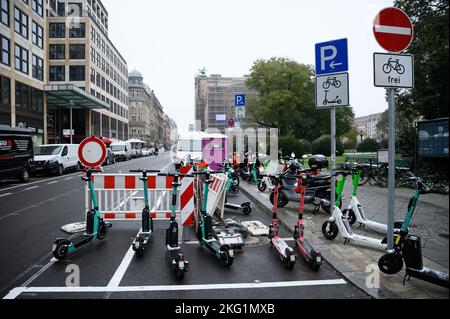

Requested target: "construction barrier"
[
  {"left": 86, "top": 166, "right": 195, "bottom": 226},
  {"left": 206, "top": 173, "right": 228, "bottom": 219}
]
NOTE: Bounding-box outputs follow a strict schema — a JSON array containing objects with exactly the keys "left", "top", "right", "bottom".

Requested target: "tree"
[
  {"left": 357, "top": 138, "right": 380, "bottom": 153},
  {"left": 312, "top": 135, "right": 344, "bottom": 157},
  {"left": 246, "top": 57, "right": 354, "bottom": 142},
  {"left": 394, "top": 0, "right": 449, "bottom": 120}
]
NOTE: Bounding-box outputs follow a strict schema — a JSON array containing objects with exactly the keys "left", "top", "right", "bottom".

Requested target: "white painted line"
[
  {"left": 107, "top": 230, "right": 140, "bottom": 288},
  {"left": 48, "top": 181, "right": 59, "bottom": 185},
  {"left": 0, "top": 193, "right": 12, "bottom": 198},
  {"left": 20, "top": 260, "right": 56, "bottom": 288},
  {"left": 25, "top": 186, "right": 39, "bottom": 191},
  {"left": 64, "top": 177, "right": 73, "bottom": 181},
  {"left": 374, "top": 25, "right": 412, "bottom": 35},
  {"left": 0, "top": 172, "right": 81, "bottom": 193},
  {"left": 3, "top": 279, "right": 347, "bottom": 298}
]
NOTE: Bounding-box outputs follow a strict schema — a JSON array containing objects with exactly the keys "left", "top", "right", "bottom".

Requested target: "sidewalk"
[{"left": 240, "top": 181, "right": 449, "bottom": 299}]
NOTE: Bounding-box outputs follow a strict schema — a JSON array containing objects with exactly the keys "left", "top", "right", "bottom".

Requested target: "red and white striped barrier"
[
  {"left": 86, "top": 167, "right": 195, "bottom": 226},
  {"left": 206, "top": 173, "right": 228, "bottom": 218}
]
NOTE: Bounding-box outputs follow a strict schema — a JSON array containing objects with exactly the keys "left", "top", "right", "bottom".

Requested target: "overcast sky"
[{"left": 104, "top": 0, "right": 394, "bottom": 133}]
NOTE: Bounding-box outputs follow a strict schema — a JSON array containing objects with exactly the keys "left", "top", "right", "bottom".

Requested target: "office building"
[{"left": 355, "top": 112, "right": 383, "bottom": 142}]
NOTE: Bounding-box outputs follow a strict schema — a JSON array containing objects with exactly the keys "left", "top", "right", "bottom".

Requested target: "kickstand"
[
  {"left": 313, "top": 205, "right": 320, "bottom": 215},
  {"left": 403, "top": 274, "right": 410, "bottom": 286}
]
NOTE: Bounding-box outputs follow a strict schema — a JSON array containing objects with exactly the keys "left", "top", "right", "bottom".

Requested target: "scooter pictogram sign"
[
  {"left": 78, "top": 137, "right": 107, "bottom": 168},
  {"left": 315, "top": 72, "right": 350, "bottom": 108}
]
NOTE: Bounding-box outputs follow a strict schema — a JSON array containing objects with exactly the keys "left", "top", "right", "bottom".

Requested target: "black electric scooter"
[
  {"left": 129, "top": 169, "right": 160, "bottom": 257},
  {"left": 158, "top": 172, "right": 192, "bottom": 281},
  {"left": 378, "top": 173, "right": 449, "bottom": 289},
  {"left": 52, "top": 168, "right": 112, "bottom": 260},
  {"left": 194, "top": 171, "right": 234, "bottom": 267}
]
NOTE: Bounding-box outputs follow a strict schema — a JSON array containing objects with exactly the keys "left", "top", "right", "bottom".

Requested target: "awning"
[{"left": 44, "top": 84, "right": 109, "bottom": 110}]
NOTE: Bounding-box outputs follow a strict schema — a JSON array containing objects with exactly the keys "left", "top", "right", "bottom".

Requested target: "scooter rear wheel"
[
  {"left": 258, "top": 181, "right": 267, "bottom": 192},
  {"left": 176, "top": 269, "right": 185, "bottom": 281},
  {"left": 220, "top": 249, "right": 234, "bottom": 267},
  {"left": 242, "top": 203, "right": 252, "bottom": 215},
  {"left": 53, "top": 239, "right": 70, "bottom": 261},
  {"left": 378, "top": 253, "right": 403, "bottom": 275},
  {"left": 322, "top": 222, "right": 339, "bottom": 240},
  {"left": 97, "top": 223, "right": 108, "bottom": 240},
  {"left": 230, "top": 185, "right": 239, "bottom": 195},
  {"left": 269, "top": 191, "right": 289, "bottom": 208},
  {"left": 284, "top": 249, "right": 296, "bottom": 270},
  {"left": 133, "top": 237, "right": 145, "bottom": 257}
]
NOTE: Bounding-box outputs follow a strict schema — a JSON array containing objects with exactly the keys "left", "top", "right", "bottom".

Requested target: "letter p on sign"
[{"left": 320, "top": 46, "right": 337, "bottom": 71}]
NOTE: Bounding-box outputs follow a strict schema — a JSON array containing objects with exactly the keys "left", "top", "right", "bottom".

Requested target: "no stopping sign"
[{"left": 78, "top": 137, "right": 107, "bottom": 168}]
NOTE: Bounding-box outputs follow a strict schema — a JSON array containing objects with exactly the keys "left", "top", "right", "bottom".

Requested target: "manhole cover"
[{"left": 438, "top": 234, "right": 449, "bottom": 240}]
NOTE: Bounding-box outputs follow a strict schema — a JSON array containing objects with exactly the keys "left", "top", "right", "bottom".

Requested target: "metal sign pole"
[
  {"left": 387, "top": 88, "right": 396, "bottom": 251},
  {"left": 70, "top": 105, "right": 73, "bottom": 144},
  {"left": 330, "top": 107, "right": 336, "bottom": 210}
]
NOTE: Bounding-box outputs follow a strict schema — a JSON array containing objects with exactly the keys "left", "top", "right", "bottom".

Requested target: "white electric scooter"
[
  {"left": 344, "top": 170, "right": 403, "bottom": 235},
  {"left": 322, "top": 171, "right": 387, "bottom": 251}
]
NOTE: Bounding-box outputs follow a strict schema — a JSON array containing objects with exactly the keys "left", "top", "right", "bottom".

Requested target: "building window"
[
  {"left": 32, "top": 0, "right": 43, "bottom": 17},
  {"left": 49, "top": 44, "right": 65, "bottom": 60},
  {"left": 69, "top": 44, "right": 85, "bottom": 59},
  {"left": 1, "top": 35, "right": 9, "bottom": 66},
  {"left": 49, "top": 0, "right": 56, "bottom": 10},
  {"left": 32, "top": 54, "right": 43, "bottom": 81},
  {"left": 15, "top": 81, "right": 30, "bottom": 109},
  {"left": 49, "top": 22, "right": 65, "bottom": 38},
  {"left": 49, "top": 65, "right": 65, "bottom": 81},
  {"left": 30, "top": 87, "right": 43, "bottom": 112},
  {"left": 14, "top": 44, "right": 28, "bottom": 74},
  {"left": 14, "top": 7, "right": 28, "bottom": 39},
  {"left": 1, "top": 0, "right": 9, "bottom": 26},
  {"left": 0, "top": 75, "right": 10, "bottom": 110},
  {"left": 57, "top": 2, "right": 65, "bottom": 16},
  {"left": 90, "top": 68, "right": 95, "bottom": 83},
  {"left": 69, "top": 65, "right": 85, "bottom": 81},
  {"left": 69, "top": 22, "right": 85, "bottom": 38},
  {"left": 32, "top": 21, "right": 44, "bottom": 49}
]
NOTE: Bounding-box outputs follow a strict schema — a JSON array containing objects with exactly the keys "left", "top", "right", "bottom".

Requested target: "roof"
[
  {"left": 44, "top": 85, "right": 109, "bottom": 110},
  {"left": 128, "top": 70, "right": 143, "bottom": 79}
]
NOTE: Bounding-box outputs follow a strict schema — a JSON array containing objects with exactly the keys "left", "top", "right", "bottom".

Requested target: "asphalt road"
[{"left": 0, "top": 154, "right": 369, "bottom": 299}]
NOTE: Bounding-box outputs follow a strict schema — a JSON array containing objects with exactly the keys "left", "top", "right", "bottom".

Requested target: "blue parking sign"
[
  {"left": 235, "top": 94, "right": 246, "bottom": 107},
  {"left": 315, "top": 38, "right": 348, "bottom": 75}
]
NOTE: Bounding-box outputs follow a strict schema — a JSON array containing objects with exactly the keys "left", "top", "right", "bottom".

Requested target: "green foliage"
[
  {"left": 246, "top": 57, "right": 355, "bottom": 141},
  {"left": 299, "top": 139, "right": 312, "bottom": 154},
  {"left": 312, "top": 135, "right": 344, "bottom": 157},
  {"left": 357, "top": 138, "right": 380, "bottom": 153},
  {"left": 343, "top": 140, "right": 356, "bottom": 151},
  {"left": 278, "top": 136, "right": 305, "bottom": 158}
]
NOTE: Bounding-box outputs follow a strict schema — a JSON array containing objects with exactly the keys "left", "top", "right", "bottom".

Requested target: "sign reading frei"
[
  {"left": 315, "top": 38, "right": 348, "bottom": 75},
  {"left": 315, "top": 72, "right": 350, "bottom": 108},
  {"left": 373, "top": 7, "right": 413, "bottom": 53},
  {"left": 374, "top": 53, "right": 414, "bottom": 88}
]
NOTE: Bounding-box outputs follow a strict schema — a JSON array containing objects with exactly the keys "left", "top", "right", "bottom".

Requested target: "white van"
[
  {"left": 34, "top": 144, "right": 80, "bottom": 176},
  {"left": 111, "top": 141, "right": 132, "bottom": 161}
]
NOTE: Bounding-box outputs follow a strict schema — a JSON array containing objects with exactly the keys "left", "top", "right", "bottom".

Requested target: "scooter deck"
[
  {"left": 272, "top": 238, "right": 291, "bottom": 257},
  {"left": 296, "top": 238, "right": 322, "bottom": 264},
  {"left": 406, "top": 267, "right": 450, "bottom": 289},
  {"left": 71, "top": 233, "right": 96, "bottom": 248}
]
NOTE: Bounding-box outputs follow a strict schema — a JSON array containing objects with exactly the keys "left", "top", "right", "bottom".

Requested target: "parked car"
[
  {"left": 111, "top": 141, "right": 132, "bottom": 161},
  {"left": 34, "top": 144, "right": 80, "bottom": 176},
  {"left": 0, "top": 125, "right": 35, "bottom": 183},
  {"left": 103, "top": 148, "right": 116, "bottom": 166}
]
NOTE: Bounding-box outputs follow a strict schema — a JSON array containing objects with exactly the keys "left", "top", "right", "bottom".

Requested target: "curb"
[{"left": 240, "top": 184, "right": 401, "bottom": 299}]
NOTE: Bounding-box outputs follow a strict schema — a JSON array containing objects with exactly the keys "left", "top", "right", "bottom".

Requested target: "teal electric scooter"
[
  {"left": 129, "top": 169, "right": 160, "bottom": 257},
  {"left": 52, "top": 168, "right": 112, "bottom": 260}
]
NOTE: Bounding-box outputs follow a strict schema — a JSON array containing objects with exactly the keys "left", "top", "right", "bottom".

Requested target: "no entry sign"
[
  {"left": 78, "top": 137, "right": 107, "bottom": 168},
  {"left": 373, "top": 7, "right": 413, "bottom": 52}
]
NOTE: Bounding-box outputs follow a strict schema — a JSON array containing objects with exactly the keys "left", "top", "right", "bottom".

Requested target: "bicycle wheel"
[
  {"left": 397, "top": 64, "right": 405, "bottom": 75},
  {"left": 377, "top": 168, "right": 389, "bottom": 187},
  {"left": 358, "top": 170, "right": 370, "bottom": 186},
  {"left": 335, "top": 80, "right": 342, "bottom": 88},
  {"left": 382, "top": 64, "right": 392, "bottom": 74}
]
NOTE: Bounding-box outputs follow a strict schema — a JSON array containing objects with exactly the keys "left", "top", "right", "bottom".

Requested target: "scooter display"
[
  {"left": 158, "top": 172, "right": 192, "bottom": 281},
  {"left": 378, "top": 173, "right": 449, "bottom": 289},
  {"left": 264, "top": 174, "right": 296, "bottom": 269},
  {"left": 129, "top": 169, "right": 160, "bottom": 257},
  {"left": 52, "top": 168, "right": 112, "bottom": 260},
  {"left": 344, "top": 169, "right": 403, "bottom": 234},
  {"left": 195, "top": 171, "right": 234, "bottom": 267},
  {"left": 294, "top": 175, "right": 323, "bottom": 271},
  {"left": 321, "top": 171, "right": 388, "bottom": 251}
]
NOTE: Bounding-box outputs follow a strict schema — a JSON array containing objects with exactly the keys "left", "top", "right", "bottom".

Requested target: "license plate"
[
  {"left": 316, "top": 257, "right": 322, "bottom": 263},
  {"left": 290, "top": 255, "right": 295, "bottom": 262},
  {"left": 229, "top": 250, "right": 234, "bottom": 258},
  {"left": 179, "top": 261, "right": 184, "bottom": 269}
]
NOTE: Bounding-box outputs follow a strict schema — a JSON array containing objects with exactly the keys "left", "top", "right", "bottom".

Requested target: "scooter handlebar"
[
  {"left": 130, "top": 169, "right": 161, "bottom": 173},
  {"left": 157, "top": 173, "right": 195, "bottom": 178}
]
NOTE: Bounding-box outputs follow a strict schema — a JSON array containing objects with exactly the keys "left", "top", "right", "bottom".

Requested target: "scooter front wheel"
[
  {"left": 378, "top": 253, "right": 403, "bottom": 275},
  {"left": 53, "top": 239, "right": 70, "bottom": 261},
  {"left": 322, "top": 221, "right": 339, "bottom": 240},
  {"left": 269, "top": 191, "right": 289, "bottom": 208},
  {"left": 258, "top": 181, "right": 267, "bottom": 192},
  {"left": 242, "top": 203, "right": 252, "bottom": 215},
  {"left": 343, "top": 209, "right": 357, "bottom": 225},
  {"left": 230, "top": 185, "right": 239, "bottom": 195}
]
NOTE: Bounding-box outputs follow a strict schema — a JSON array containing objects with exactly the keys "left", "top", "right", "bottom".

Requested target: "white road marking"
[
  {"left": 3, "top": 279, "right": 347, "bottom": 299},
  {"left": 0, "top": 193, "right": 12, "bottom": 198},
  {"left": 374, "top": 25, "right": 412, "bottom": 35},
  {"left": 48, "top": 181, "right": 59, "bottom": 185},
  {"left": 20, "top": 260, "right": 56, "bottom": 288},
  {"left": 25, "top": 186, "right": 39, "bottom": 191},
  {"left": 64, "top": 177, "right": 73, "bottom": 181}
]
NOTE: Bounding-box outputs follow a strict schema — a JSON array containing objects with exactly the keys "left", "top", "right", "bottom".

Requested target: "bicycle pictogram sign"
[{"left": 382, "top": 58, "right": 405, "bottom": 75}]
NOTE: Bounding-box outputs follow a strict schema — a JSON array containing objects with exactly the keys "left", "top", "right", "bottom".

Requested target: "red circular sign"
[
  {"left": 228, "top": 118, "right": 235, "bottom": 128},
  {"left": 78, "top": 137, "right": 107, "bottom": 168},
  {"left": 373, "top": 7, "right": 413, "bottom": 53}
]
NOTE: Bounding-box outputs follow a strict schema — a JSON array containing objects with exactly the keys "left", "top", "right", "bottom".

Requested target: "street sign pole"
[
  {"left": 330, "top": 107, "right": 336, "bottom": 209},
  {"left": 387, "top": 87, "right": 396, "bottom": 251}
]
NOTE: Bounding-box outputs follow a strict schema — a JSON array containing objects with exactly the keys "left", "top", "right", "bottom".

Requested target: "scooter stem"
[{"left": 352, "top": 171, "right": 361, "bottom": 197}]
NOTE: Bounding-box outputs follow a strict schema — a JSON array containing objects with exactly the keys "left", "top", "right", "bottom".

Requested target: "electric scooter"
[
  {"left": 294, "top": 175, "right": 323, "bottom": 271},
  {"left": 344, "top": 169, "right": 403, "bottom": 234},
  {"left": 129, "top": 169, "right": 160, "bottom": 257},
  {"left": 52, "top": 168, "right": 112, "bottom": 260},
  {"left": 378, "top": 173, "right": 449, "bottom": 289},
  {"left": 322, "top": 171, "right": 388, "bottom": 251},
  {"left": 264, "top": 174, "right": 296, "bottom": 270},
  {"left": 158, "top": 172, "right": 191, "bottom": 280},
  {"left": 195, "top": 171, "right": 235, "bottom": 266}
]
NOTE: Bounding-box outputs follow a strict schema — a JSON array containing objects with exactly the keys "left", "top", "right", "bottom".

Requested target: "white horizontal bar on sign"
[{"left": 374, "top": 25, "right": 412, "bottom": 35}]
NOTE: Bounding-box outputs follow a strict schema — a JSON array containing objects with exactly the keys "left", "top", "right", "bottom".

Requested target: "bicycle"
[
  {"left": 322, "top": 76, "right": 342, "bottom": 89},
  {"left": 377, "top": 165, "right": 412, "bottom": 188},
  {"left": 382, "top": 58, "right": 405, "bottom": 75}
]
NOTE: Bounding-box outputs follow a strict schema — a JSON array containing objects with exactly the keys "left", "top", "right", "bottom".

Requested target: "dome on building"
[{"left": 128, "top": 70, "right": 143, "bottom": 79}]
